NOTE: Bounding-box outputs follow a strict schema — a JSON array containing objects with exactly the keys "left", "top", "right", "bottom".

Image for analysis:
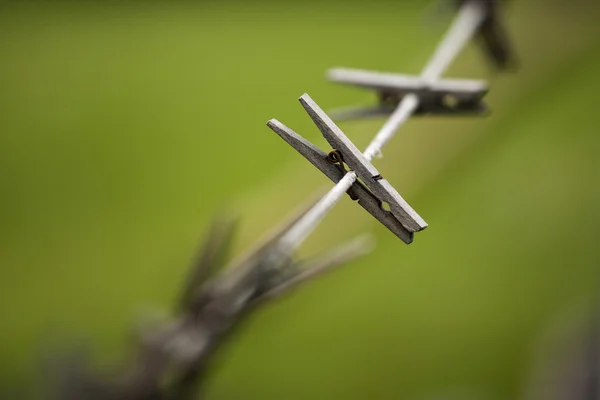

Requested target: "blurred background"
[{"left": 1, "top": 0, "right": 600, "bottom": 398}]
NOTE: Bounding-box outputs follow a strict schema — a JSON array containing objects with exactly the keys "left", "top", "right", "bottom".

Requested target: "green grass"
[{"left": 0, "top": 0, "right": 599, "bottom": 398}]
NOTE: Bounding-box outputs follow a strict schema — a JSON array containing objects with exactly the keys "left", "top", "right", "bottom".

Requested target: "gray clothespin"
[
  {"left": 46, "top": 203, "right": 374, "bottom": 400},
  {"left": 267, "top": 94, "right": 426, "bottom": 244},
  {"left": 451, "top": 0, "right": 517, "bottom": 69},
  {"left": 327, "top": 68, "right": 489, "bottom": 121},
  {"left": 178, "top": 214, "right": 239, "bottom": 313},
  {"left": 184, "top": 196, "right": 375, "bottom": 319}
]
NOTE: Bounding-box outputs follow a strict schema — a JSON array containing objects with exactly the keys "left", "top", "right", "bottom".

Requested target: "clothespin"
[
  {"left": 178, "top": 214, "right": 239, "bottom": 313},
  {"left": 48, "top": 203, "right": 374, "bottom": 400},
  {"left": 327, "top": 68, "right": 489, "bottom": 121},
  {"left": 182, "top": 196, "right": 375, "bottom": 319},
  {"left": 327, "top": 0, "right": 516, "bottom": 123},
  {"left": 450, "top": 0, "right": 517, "bottom": 69},
  {"left": 267, "top": 94, "right": 427, "bottom": 244}
]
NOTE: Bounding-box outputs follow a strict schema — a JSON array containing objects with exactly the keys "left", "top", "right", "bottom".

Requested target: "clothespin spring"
[{"left": 326, "top": 149, "right": 362, "bottom": 201}]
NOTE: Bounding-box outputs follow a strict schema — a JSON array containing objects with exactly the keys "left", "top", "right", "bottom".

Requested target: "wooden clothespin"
[
  {"left": 268, "top": 94, "right": 427, "bottom": 244},
  {"left": 451, "top": 0, "right": 517, "bottom": 69},
  {"left": 327, "top": 68, "right": 489, "bottom": 121}
]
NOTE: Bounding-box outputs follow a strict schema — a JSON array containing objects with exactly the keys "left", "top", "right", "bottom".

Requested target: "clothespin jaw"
[
  {"left": 298, "top": 94, "right": 427, "bottom": 233},
  {"left": 266, "top": 93, "right": 426, "bottom": 241},
  {"left": 453, "top": 0, "right": 517, "bottom": 69},
  {"left": 327, "top": 68, "right": 489, "bottom": 121},
  {"left": 267, "top": 119, "right": 414, "bottom": 244}
]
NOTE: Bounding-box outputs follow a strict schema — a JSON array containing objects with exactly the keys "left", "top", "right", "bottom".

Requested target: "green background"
[{"left": 1, "top": 0, "right": 599, "bottom": 398}]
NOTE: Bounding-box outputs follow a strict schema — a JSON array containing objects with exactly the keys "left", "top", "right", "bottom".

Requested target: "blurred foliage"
[{"left": 0, "top": 0, "right": 600, "bottom": 398}]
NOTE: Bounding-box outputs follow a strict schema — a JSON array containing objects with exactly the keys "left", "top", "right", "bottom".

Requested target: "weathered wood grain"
[
  {"left": 298, "top": 94, "right": 427, "bottom": 233},
  {"left": 267, "top": 119, "right": 414, "bottom": 244}
]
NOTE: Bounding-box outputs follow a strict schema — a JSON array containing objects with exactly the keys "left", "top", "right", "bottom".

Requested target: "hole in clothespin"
[
  {"left": 442, "top": 94, "right": 459, "bottom": 109},
  {"left": 380, "top": 201, "right": 391, "bottom": 212}
]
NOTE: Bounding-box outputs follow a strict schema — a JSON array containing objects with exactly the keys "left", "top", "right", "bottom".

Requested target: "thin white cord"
[
  {"left": 364, "top": 0, "right": 486, "bottom": 161},
  {"left": 421, "top": 0, "right": 485, "bottom": 81},
  {"left": 277, "top": 172, "right": 357, "bottom": 254},
  {"left": 275, "top": 1, "right": 486, "bottom": 255},
  {"left": 363, "top": 94, "right": 419, "bottom": 162}
]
